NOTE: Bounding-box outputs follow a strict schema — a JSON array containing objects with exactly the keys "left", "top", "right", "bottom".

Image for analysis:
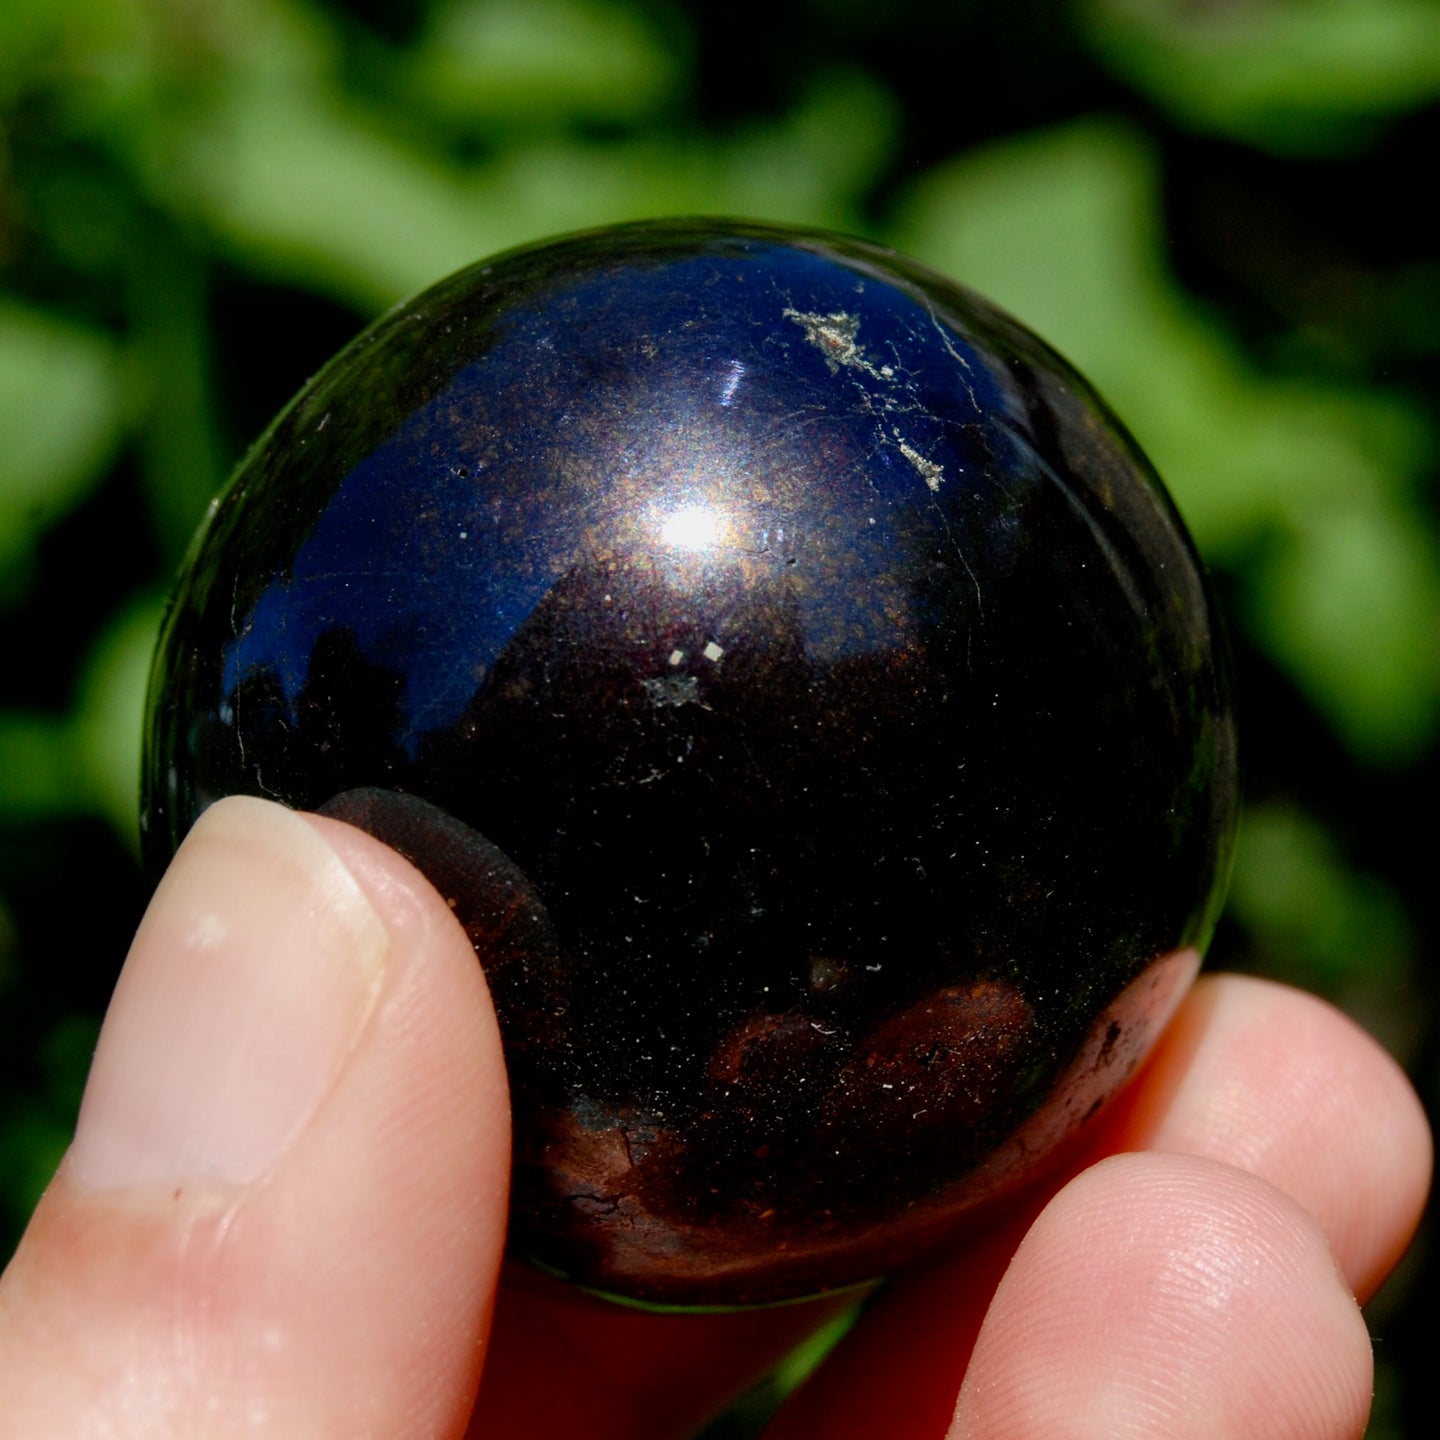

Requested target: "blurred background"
[{"left": 2, "top": 0, "right": 1437, "bottom": 1433}]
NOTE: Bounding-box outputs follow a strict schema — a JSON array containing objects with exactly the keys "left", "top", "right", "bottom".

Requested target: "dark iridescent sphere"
[{"left": 142, "top": 219, "right": 1236, "bottom": 1308}]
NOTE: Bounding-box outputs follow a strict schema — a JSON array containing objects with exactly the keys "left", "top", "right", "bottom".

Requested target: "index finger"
[{"left": 762, "top": 973, "right": 1429, "bottom": 1439}]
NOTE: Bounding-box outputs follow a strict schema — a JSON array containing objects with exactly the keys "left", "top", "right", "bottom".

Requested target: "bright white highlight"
[{"left": 660, "top": 504, "right": 727, "bottom": 552}]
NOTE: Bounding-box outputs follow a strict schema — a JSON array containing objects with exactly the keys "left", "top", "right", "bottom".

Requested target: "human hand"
[{"left": 0, "top": 796, "right": 1428, "bottom": 1438}]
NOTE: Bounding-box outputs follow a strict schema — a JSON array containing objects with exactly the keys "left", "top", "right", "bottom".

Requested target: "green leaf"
[
  {"left": 170, "top": 63, "right": 894, "bottom": 310},
  {"left": 126, "top": 237, "right": 228, "bottom": 561},
  {"left": 176, "top": 75, "right": 505, "bottom": 309},
  {"left": 0, "top": 713, "right": 78, "bottom": 818},
  {"left": 771, "top": 1302, "right": 863, "bottom": 1395},
  {"left": 1078, "top": 0, "right": 1440, "bottom": 154},
  {"left": 409, "top": 0, "right": 683, "bottom": 129},
  {"left": 73, "top": 594, "right": 163, "bottom": 850},
  {"left": 1251, "top": 503, "right": 1440, "bottom": 762},
  {"left": 0, "top": 301, "right": 124, "bottom": 605},
  {"left": 1228, "top": 803, "right": 1412, "bottom": 995},
  {"left": 0, "top": 594, "right": 159, "bottom": 844},
  {"left": 0, "top": 0, "right": 140, "bottom": 102}
]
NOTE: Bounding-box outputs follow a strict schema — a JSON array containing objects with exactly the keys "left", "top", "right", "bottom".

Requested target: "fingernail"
[{"left": 69, "top": 795, "right": 389, "bottom": 1192}]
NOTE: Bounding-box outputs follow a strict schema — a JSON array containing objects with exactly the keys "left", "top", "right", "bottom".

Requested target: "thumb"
[{"left": 0, "top": 796, "right": 510, "bottom": 1438}]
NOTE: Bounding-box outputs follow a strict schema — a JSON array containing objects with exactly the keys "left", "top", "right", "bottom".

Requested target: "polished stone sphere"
[{"left": 142, "top": 219, "right": 1236, "bottom": 1307}]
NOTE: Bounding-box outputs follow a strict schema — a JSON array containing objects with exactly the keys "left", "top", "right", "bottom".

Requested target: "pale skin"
[{"left": 0, "top": 796, "right": 1429, "bottom": 1438}]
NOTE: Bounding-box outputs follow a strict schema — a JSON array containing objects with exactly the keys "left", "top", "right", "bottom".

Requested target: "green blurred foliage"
[
  {"left": 0, "top": 592, "right": 162, "bottom": 835},
  {"left": 410, "top": 0, "right": 686, "bottom": 128},
  {"left": 1229, "top": 802, "right": 1411, "bottom": 991},
  {"left": 1080, "top": 0, "right": 1440, "bottom": 154},
  {"left": 0, "top": 301, "right": 125, "bottom": 601},
  {"left": 2, "top": 0, "right": 1437, "bottom": 1433}
]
